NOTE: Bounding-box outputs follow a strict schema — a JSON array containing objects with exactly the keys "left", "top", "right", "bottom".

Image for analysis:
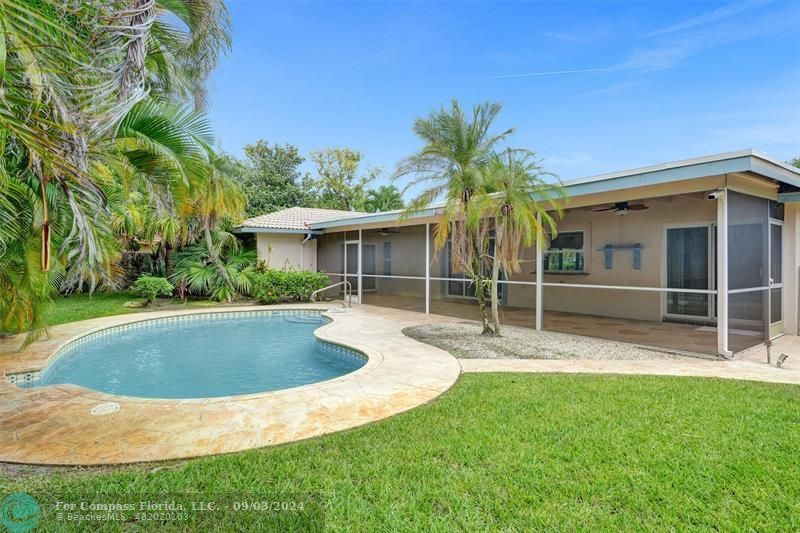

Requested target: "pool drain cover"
[{"left": 90, "top": 402, "right": 120, "bottom": 416}]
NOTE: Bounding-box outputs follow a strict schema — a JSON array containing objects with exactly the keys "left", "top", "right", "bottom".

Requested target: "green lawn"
[
  {"left": 45, "top": 292, "right": 141, "bottom": 326},
  {"left": 45, "top": 292, "right": 234, "bottom": 327},
  {"left": 2, "top": 374, "right": 798, "bottom": 530}
]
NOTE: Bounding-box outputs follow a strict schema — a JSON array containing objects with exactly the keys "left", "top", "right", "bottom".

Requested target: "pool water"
[{"left": 22, "top": 311, "right": 365, "bottom": 399}]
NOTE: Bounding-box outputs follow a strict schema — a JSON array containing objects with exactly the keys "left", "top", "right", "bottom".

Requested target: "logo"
[{"left": 0, "top": 493, "right": 40, "bottom": 533}]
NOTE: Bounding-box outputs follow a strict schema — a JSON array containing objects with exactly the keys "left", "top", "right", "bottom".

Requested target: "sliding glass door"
[{"left": 666, "top": 225, "right": 713, "bottom": 319}]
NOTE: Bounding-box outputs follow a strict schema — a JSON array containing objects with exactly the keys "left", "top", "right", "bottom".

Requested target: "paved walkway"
[
  {"left": 460, "top": 336, "right": 799, "bottom": 385},
  {"left": 0, "top": 304, "right": 462, "bottom": 465}
]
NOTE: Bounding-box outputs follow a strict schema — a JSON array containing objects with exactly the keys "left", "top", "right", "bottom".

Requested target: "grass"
[
  {"left": 45, "top": 292, "right": 141, "bottom": 326},
  {"left": 2, "top": 374, "right": 798, "bottom": 530},
  {"left": 44, "top": 292, "right": 240, "bottom": 327}
]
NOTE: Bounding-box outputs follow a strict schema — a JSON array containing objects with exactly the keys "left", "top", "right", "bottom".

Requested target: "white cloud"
[{"left": 646, "top": 0, "right": 775, "bottom": 37}]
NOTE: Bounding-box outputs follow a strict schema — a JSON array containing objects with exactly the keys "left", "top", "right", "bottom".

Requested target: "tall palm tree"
[
  {"left": 474, "top": 150, "right": 566, "bottom": 335},
  {"left": 0, "top": 0, "right": 233, "bottom": 341},
  {"left": 364, "top": 185, "right": 405, "bottom": 212},
  {"left": 118, "top": 0, "right": 232, "bottom": 109},
  {"left": 397, "top": 100, "right": 513, "bottom": 334}
]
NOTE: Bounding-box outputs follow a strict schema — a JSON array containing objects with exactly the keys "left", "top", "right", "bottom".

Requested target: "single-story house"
[{"left": 237, "top": 150, "right": 800, "bottom": 357}]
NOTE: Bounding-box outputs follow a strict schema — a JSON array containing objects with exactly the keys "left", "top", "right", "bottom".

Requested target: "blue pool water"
[{"left": 21, "top": 311, "right": 365, "bottom": 399}]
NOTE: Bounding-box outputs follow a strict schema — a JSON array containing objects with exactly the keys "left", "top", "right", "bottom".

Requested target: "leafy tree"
[
  {"left": 474, "top": 150, "right": 564, "bottom": 335},
  {"left": 397, "top": 100, "right": 513, "bottom": 334},
  {"left": 240, "top": 141, "right": 307, "bottom": 216},
  {"left": 789, "top": 157, "right": 800, "bottom": 169},
  {"left": 364, "top": 185, "right": 405, "bottom": 212},
  {"left": 308, "top": 148, "right": 380, "bottom": 211}
]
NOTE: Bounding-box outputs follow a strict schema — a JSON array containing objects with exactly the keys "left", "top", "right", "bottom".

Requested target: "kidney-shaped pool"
[{"left": 20, "top": 311, "right": 366, "bottom": 399}]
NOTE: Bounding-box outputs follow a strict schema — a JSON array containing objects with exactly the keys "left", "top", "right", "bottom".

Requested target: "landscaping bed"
[{"left": 403, "top": 322, "right": 714, "bottom": 360}]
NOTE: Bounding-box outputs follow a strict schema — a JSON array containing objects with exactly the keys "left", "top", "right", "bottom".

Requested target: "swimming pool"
[{"left": 20, "top": 311, "right": 366, "bottom": 399}]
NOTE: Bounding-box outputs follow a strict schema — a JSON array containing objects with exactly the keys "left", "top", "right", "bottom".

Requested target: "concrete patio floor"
[{"left": 360, "top": 294, "right": 760, "bottom": 355}]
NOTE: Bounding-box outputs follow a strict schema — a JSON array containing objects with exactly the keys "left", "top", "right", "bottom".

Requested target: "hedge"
[{"left": 252, "top": 270, "right": 331, "bottom": 305}]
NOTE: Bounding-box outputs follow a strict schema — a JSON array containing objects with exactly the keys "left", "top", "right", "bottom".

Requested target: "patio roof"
[
  {"left": 562, "top": 149, "right": 800, "bottom": 197},
  {"left": 238, "top": 150, "right": 800, "bottom": 233}
]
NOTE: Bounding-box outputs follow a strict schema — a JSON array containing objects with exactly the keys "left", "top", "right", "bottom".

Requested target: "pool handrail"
[{"left": 310, "top": 280, "right": 352, "bottom": 308}]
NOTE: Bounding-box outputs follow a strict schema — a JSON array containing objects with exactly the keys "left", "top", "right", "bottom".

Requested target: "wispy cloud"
[
  {"left": 482, "top": 66, "right": 636, "bottom": 80},
  {"left": 646, "top": 0, "right": 775, "bottom": 37},
  {"left": 621, "top": 1, "right": 800, "bottom": 71},
  {"left": 486, "top": 1, "right": 797, "bottom": 82},
  {"left": 579, "top": 79, "right": 640, "bottom": 98},
  {"left": 315, "top": 0, "right": 528, "bottom": 79},
  {"left": 537, "top": 31, "right": 589, "bottom": 44}
]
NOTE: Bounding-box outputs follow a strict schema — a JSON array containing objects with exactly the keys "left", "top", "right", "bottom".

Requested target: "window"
[
  {"left": 545, "top": 231, "right": 585, "bottom": 273},
  {"left": 383, "top": 242, "right": 392, "bottom": 275},
  {"left": 444, "top": 237, "right": 503, "bottom": 299}
]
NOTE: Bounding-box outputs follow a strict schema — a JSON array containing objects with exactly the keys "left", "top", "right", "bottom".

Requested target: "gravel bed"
[{"left": 402, "top": 322, "right": 714, "bottom": 360}]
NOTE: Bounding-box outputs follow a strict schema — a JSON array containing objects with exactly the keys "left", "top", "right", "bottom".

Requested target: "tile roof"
[{"left": 238, "top": 207, "right": 368, "bottom": 231}]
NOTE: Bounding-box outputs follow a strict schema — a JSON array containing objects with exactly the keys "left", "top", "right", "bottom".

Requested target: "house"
[
  {"left": 237, "top": 207, "right": 368, "bottom": 270},
  {"left": 236, "top": 150, "right": 800, "bottom": 357}
]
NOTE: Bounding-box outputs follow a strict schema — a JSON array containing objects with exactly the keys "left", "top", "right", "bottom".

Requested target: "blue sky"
[{"left": 209, "top": 0, "right": 800, "bottom": 190}]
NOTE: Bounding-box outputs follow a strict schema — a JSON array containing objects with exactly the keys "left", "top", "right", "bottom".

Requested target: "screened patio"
[{"left": 313, "top": 182, "right": 785, "bottom": 357}]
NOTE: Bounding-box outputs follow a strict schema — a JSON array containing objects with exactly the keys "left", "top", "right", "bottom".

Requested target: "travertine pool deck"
[
  {"left": 0, "top": 304, "right": 462, "bottom": 465},
  {"left": 1, "top": 304, "right": 797, "bottom": 466}
]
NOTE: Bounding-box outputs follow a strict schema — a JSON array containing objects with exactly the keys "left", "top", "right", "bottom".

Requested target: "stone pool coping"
[{"left": 0, "top": 304, "right": 462, "bottom": 465}]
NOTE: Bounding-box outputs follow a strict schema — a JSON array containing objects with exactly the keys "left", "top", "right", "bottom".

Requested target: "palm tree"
[
  {"left": 364, "top": 185, "right": 405, "bottom": 212},
  {"left": 397, "top": 100, "right": 513, "bottom": 334},
  {"left": 118, "top": 0, "right": 232, "bottom": 109},
  {"left": 473, "top": 150, "right": 566, "bottom": 335},
  {"left": 0, "top": 0, "right": 233, "bottom": 341}
]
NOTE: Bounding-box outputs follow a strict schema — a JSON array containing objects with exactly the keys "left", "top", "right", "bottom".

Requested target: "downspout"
[{"left": 301, "top": 233, "right": 312, "bottom": 270}]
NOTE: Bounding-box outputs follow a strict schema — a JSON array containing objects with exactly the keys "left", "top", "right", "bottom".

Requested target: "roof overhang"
[
  {"left": 240, "top": 151, "right": 800, "bottom": 231},
  {"left": 234, "top": 227, "right": 323, "bottom": 235},
  {"left": 777, "top": 192, "right": 800, "bottom": 203},
  {"left": 308, "top": 205, "right": 442, "bottom": 230},
  {"left": 561, "top": 150, "right": 800, "bottom": 198}
]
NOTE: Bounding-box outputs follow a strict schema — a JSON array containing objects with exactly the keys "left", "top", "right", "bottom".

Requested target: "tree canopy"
[
  {"left": 308, "top": 148, "right": 381, "bottom": 211},
  {"left": 240, "top": 141, "right": 308, "bottom": 216}
]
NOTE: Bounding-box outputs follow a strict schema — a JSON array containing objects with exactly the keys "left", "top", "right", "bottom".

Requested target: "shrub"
[
  {"left": 169, "top": 245, "right": 257, "bottom": 303},
  {"left": 252, "top": 270, "right": 331, "bottom": 305},
  {"left": 131, "top": 275, "right": 174, "bottom": 304}
]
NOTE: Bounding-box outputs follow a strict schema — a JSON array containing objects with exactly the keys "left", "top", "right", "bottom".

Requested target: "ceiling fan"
[
  {"left": 372, "top": 227, "right": 400, "bottom": 236},
  {"left": 592, "top": 201, "right": 648, "bottom": 215}
]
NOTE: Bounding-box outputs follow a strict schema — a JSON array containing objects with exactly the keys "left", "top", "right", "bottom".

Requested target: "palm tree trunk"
[
  {"left": 119, "top": 0, "right": 156, "bottom": 104},
  {"left": 490, "top": 255, "right": 501, "bottom": 336},
  {"left": 203, "top": 221, "right": 233, "bottom": 302},
  {"left": 39, "top": 175, "right": 51, "bottom": 272},
  {"left": 475, "top": 281, "right": 493, "bottom": 335}
]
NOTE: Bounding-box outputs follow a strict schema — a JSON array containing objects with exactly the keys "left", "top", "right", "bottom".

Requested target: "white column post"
[
  {"left": 717, "top": 189, "right": 732, "bottom": 357},
  {"left": 425, "top": 223, "right": 431, "bottom": 314},
  {"left": 357, "top": 229, "right": 363, "bottom": 304},
  {"left": 342, "top": 242, "right": 347, "bottom": 303},
  {"left": 299, "top": 237, "right": 304, "bottom": 270},
  {"left": 535, "top": 212, "right": 544, "bottom": 331}
]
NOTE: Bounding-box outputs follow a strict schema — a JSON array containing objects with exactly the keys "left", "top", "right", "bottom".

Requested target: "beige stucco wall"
[
  {"left": 519, "top": 194, "right": 716, "bottom": 321},
  {"left": 349, "top": 193, "right": 718, "bottom": 322},
  {"left": 256, "top": 233, "right": 317, "bottom": 271},
  {"left": 783, "top": 203, "right": 800, "bottom": 336},
  {"left": 312, "top": 176, "right": 798, "bottom": 331}
]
